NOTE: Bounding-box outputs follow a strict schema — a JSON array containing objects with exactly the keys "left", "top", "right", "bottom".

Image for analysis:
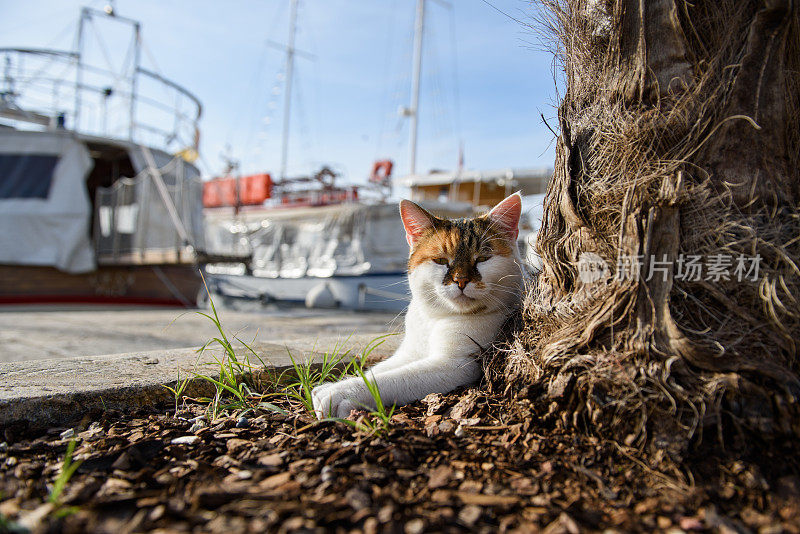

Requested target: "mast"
[
  {"left": 279, "top": 0, "right": 299, "bottom": 181},
  {"left": 408, "top": 0, "right": 425, "bottom": 176},
  {"left": 74, "top": 8, "right": 87, "bottom": 131},
  {"left": 129, "top": 21, "right": 141, "bottom": 141}
]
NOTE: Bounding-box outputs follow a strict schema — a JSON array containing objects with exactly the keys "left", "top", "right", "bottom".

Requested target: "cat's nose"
[{"left": 454, "top": 275, "right": 469, "bottom": 290}]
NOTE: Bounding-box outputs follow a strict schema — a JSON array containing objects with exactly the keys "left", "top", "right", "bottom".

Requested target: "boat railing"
[
  {"left": 94, "top": 153, "right": 204, "bottom": 266},
  {"left": 273, "top": 186, "right": 360, "bottom": 207},
  {"left": 0, "top": 46, "right": 201, "bottom": 154}
]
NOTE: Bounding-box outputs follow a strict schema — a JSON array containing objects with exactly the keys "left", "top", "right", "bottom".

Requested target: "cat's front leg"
[
  {"left": 311, "top": 353, "right": 482, "bottom": 420},
  {"left": 349, "top": 316, "right": 504, "bottom": 408},
  {"left": 358, "top": 354, "right": 481, "bottom": 409}
]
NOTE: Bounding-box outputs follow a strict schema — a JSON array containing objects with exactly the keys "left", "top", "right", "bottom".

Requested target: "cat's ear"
[
  {"left": 487, "top": 192, "right": 522, "bottom": 241},
  {"left": 399, "top": 200, "right": 437, "bottom": 247}
]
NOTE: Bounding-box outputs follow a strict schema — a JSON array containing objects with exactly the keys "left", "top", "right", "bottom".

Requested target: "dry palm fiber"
[{"left": 489, "top": 0, "right": 800, "bottom": 454}]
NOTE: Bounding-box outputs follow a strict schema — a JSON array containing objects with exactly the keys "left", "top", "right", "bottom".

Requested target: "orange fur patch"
[{"left": 408, "top": 221, "right": 513, "bottom": 272}]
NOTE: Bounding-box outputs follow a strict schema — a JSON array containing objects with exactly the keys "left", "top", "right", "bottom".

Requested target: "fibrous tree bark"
[{"left": 498, "top": 0, "right": 800, "bottom": 453}]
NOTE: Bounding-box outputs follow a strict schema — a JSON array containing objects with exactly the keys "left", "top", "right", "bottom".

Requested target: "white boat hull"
[{"left": 203, "top": 271, "right": 409, "bottom": 312}]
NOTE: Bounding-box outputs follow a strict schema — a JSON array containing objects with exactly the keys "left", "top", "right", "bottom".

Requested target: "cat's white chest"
[
  {"left": 402, "top": 300, "right": 433, "bottom": 356},
  {"left": 403, "top": 300, "right": 507, "bottom": 362}
]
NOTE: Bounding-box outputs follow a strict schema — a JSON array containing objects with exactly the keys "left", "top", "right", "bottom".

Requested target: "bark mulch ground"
[{"left": 1, "top": 389, "right": 799, "bottom": 533}]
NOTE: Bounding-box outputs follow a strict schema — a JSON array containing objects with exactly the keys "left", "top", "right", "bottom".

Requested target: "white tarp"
[
  {"left": 0, "top": 130, "right": 95, "bottom": 273},
  {"left": 205, "top": 202, "right": 411, "bottom": 278}
]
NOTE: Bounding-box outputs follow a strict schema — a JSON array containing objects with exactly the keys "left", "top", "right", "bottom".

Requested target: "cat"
[{"left": 311, "top": 192, "right": 525, "bottom": 419}]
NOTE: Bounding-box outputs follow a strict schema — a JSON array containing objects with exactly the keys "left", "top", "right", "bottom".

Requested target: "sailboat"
[
  {"left": 202, "top": 0, "right": 413, "bottom": 311},
  {"left": 0, "top": 6, "right": 210, "bottom": 306},
  {"left": 201, "top": 0, "right": 550, "bottom": 311}
]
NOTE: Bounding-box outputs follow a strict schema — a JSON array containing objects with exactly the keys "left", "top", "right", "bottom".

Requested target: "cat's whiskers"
[
  {"left": 481, "top": 290, "right": 519, "bottom": 302},
  {"left": 480, "top": 215, "right": 507, "bottom": 239},
  {"left": 380, "top": 279, "right": 414, "bottom": 290},
  {"left": 494, "top": 272, "right": 523, "bottom": 283},
  {"left": 483, "top": 280, "right": 521, "bottom": 292},
  {"left": 480, "top": 292, "right": 514, "bottom": 311},
  {"left": 386, "top": 309, "right": 408, "bottom": 331}
]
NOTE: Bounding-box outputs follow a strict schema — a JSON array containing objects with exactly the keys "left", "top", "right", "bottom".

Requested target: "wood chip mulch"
[{"left": 1, "top": 389, "right": 799, "bottom": 533}]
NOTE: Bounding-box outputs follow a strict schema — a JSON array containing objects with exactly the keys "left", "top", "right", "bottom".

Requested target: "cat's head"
[{"left": 399, "top": 193, "right": 524, "bottom": 314}]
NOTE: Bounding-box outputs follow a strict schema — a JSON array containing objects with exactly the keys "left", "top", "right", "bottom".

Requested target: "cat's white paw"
[{"left": 311, "top": 380, "right": 368, "bottom": 420}]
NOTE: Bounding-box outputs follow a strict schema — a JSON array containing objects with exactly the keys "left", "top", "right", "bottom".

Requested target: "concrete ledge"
[{"left": 0, "top": 334, "right": 400, "bottom": 433}]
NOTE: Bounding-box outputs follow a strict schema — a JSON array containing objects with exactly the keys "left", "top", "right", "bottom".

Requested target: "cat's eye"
[
  {"left": 476, "top": 255, "right": 491, "bottom": 263},
  {"left": 433, "top": 258, "right": 449, "bottom": 265}
]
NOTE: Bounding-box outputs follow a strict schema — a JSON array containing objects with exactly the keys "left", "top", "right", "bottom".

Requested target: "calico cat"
[{"left": 311, "top": 192, "right": 524, "bottom": 419}]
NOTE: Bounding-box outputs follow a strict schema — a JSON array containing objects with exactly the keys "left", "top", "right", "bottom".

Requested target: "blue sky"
[{"left": 0, "top": 0, "right": 560, "bottom": 184}]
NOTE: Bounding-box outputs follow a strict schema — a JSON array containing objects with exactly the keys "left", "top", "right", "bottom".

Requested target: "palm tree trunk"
[{"left": 505, "top": 0, "right": 800, "bottom": 452}]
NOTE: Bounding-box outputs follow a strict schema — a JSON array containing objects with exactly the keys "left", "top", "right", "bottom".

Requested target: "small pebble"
[
  {"left": 235, "top": 469, "right": 253, "bottom": 480},
  {"left": 425, "top": 422, "right": 440, "bottom": 438},
  {"left": 405, "top": 518, "right": 425, "bottom": 534},
  {"left": 0, "top": 442, "right": 7, "bottom": 453},
  {"left": 236, "top": 416, "right": 250, "bottom": 428},
  {"left": 149, "top": 505, "right": 166, "bottom": 522},
  {"left": 458, "top": 505, "right": 481, "bottom": 526},
  {"left": 189, "top": 421, "right": 207, "bottom": 433},
  {"left": 59, "top": 428, "right": 75, "bottom": 439},
  {"left": 83, "top": 422, "right": 105, "bottom": 441},
  {"left": 320, "top": 465, "right": 335, "bottom": 483},
  {"left": 679, "top": 517, "right": 704, "bottom": 531},
  {"left": 345, "top": 487, "right": 371, "bottom": 510},
  {"left": 454, "top": 424, "right": 465, "bottom": 438},
  {"left": 171, "top": 435, "right": 200, "bottom": 446}
]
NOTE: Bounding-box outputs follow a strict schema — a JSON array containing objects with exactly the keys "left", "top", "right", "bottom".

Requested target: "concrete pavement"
[
  {"left": 0, "top": 333, "right": 401, "bottom": 433},
  {"left": 0, "top": 306, "right": 402, "bottom": 362}
]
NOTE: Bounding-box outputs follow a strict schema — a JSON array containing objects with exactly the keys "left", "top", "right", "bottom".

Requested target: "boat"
[
  {"left": 202, "top": 164, "right": 414, "bottom": 311},
  {"left": 201, "top": 0, "right": 550, "bottom": 311},
  {"left": 202, "top": 165, "right": 551, "bottom": 311},
  {"left": 0, "top": 6, "right": 212, "bottom": 307},
  {"left": 199, "top": 0, "right": 410, "bottom": 311}
]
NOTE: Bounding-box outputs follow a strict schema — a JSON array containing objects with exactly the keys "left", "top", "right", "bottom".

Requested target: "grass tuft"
[
  {"left": 283, "top": 337, "right": 355, "bottom": 413},
  {"left": 185, "top": 277, "right": 397, "bottom": 435},
  {"left": 162, "top": 367, "right": 191, "bottom": 413},
  {"left": 48, "top": 439, "right": 82, "bottom": 505},
  {"left": 188, "top": 274, "right": 278, "bottom": 420}
]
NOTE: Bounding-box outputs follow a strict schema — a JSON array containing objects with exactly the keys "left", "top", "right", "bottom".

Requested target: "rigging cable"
[
  {"left": 425, "top": 5, "right": 454, "bottom": 164},
  {"left": 374, "top": 0, "right": 399, "bottom": 158},
  {"left": 292, "top": 1, "right": 313, "bottom": 173},
  {"left": 87, "top": 18, "right": 120, "bottom": 76},
  {"left": 392, "top": 11, "right": 415, "bottom": 147},
  {"left": 448, "top": 4, "right": 463, "bottom": 163},
  {"left": 13, "top": 20, "right": 77, "bottom": 94},
  {"left": 298, "top": 0, "right": 322, "bottom": 166},
  {"left": 478, "top": 0, "right": 530, "bottom": 27},
  {"left": 234, "top": 1, "right": 288, "bottom": 172}
]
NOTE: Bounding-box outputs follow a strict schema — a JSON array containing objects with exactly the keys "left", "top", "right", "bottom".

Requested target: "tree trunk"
[{"left": 502, "top": 0, "right": 800, "bottom": 453}]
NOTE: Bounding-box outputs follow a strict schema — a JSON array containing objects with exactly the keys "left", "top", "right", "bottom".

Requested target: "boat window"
[{"left": 0, "top": 154, "right": 59, "bottom": 199}]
